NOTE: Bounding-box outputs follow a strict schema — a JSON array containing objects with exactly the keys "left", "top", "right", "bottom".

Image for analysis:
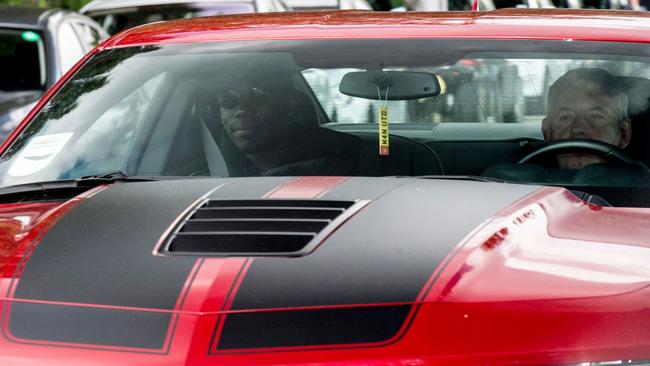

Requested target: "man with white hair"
[{"left": 542, "top": 68, "right": 632, "bottom": 170}]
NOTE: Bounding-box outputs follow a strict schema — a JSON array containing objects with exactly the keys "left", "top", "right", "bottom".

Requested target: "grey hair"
[{"left": 547, "top": 68, "right": 629, "bottom": 125}]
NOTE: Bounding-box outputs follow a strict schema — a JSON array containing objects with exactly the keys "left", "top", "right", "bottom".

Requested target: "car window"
[
  {"left": 63, "top": 72, "right": 167, "bottom": 178},
  {"left": 286, "top": 0, "right": 340, "bottom": 10},
  {"left": 273, "top": 0, "right": 291, "bottom": 11},
  {"left": 260, "top": 0, "right": 288, "bottom": 11},
  {"left": 303, "top": 58, "right": 650, "bottom": 125},
  {"left": 0, "top": 28, "right": 46, "bottom": 92},
  {"left": 57, "top": 22, "right": 86, "bottom": 75},
  {"left": 0, "top": 48, "right": 168, "bottom": 186},
  {"left": 72, "top": 22, "right": 104, "bottom": 52},
  {"left": 1, "top": 39, "right": 650, "bottom": 191},
  {"left": 342, "top": 0, "right": 373, "bottom": 9}
]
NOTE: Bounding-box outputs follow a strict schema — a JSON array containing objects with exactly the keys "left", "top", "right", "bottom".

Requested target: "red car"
[{"left": 0, "top": 8, "right": 649, "bottom": 366}]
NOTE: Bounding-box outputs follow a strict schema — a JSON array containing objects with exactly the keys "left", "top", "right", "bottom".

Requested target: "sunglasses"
[{"left": 218, "top": 87, "right": 273, "bottom": 110}]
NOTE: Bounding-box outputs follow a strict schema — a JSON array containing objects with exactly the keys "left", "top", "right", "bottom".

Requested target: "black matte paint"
[
  {"left": 214, "top": 179, "right": 538, "bottom": 350},
  {"left": 218, "top": 306, "right": 411, "bottom": 350},
  {"left": 9, "top": 303, "right": 171, "bottom": 349},
  {"left": 6, "top": 178, "right": 292, "bottom": 350},
  {"left": 4, "top": 177, "right": 538, "bottom": 352}
]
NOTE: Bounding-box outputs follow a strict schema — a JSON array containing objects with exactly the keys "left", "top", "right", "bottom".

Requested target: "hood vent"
[{"left": 161, "top": 199, "right": 361, "bottom": 257}]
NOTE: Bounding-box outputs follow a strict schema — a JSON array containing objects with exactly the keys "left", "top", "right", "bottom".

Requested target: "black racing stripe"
[
  {"left": 217, "top": 306, "right": 411, "bottom": 350},
  {"left": 9, "top": 303, "right": 171, "bottom": 349},
  {"left": 6, "top": 179, "right": 230, "bottom": 350},
  {"left": 215, "top": 180, "right": 538, "bottom": 350}
]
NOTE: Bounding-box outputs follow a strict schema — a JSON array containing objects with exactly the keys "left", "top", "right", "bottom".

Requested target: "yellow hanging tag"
[{"left": 379, "top": 105, "right": 389, "bottom": 156}]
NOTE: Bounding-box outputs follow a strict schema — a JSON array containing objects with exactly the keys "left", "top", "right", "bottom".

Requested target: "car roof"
[
  {"left": 0, "top": 6, "right": 62, "bottom": 29},
  {"left": 80, "top": 0, "right": 255, "bottom": 14},
  {"left": 103, "top": 8, "right": 650, "bottom": 49}
]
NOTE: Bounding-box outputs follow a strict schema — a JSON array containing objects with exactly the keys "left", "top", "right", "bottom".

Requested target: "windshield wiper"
[
  {"left": 0, "top": 171, "right": 158, "bottom": 202},
  {"left": 412, "top": 175, "right": 509, "bottom": 183},
  {"left": 76, "top": 171, "right": 157, "bottom": 184}
]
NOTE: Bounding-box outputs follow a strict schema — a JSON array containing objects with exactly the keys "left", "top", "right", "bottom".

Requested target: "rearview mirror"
[{"left": 339, "top": 70, "right": 440, "bottom": 100}]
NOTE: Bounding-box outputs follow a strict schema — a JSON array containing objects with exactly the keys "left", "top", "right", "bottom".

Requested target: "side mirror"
[{"left": 339, "top": 70, "right": 440, "bottom": 100}]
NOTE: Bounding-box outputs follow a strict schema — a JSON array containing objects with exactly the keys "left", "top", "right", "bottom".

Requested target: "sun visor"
[{"left": 201, "top": 52, "right": 301, "bottom": 91}]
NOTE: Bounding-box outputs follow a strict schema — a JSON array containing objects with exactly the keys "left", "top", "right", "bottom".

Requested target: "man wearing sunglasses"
[{"left": 212, "top": 78, "right": 360, "bottom": 177}]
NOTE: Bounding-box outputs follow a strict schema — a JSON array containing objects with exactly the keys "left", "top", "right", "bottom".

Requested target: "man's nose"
[{"left": 569, "top": 114, "right": 589, "bottom": 135}]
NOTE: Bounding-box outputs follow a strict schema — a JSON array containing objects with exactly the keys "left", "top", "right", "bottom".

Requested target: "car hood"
[{"left": 1, "top": 176, "right": 650, "bottom": 365}]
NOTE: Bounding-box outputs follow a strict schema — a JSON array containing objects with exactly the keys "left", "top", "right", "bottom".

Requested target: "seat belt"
[{"left": 200, "top": 118, "right": 229, "bottom": 177}]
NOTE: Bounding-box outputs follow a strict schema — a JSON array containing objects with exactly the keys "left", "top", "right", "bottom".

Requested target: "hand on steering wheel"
[{"left": 518, "top": 138, "right": 649, "bottom": 171}]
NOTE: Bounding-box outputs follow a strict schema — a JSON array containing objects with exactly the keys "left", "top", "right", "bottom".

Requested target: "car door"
[
  {"left": 54, "top": 16, "right": 108, "bottom": 79},
  {"left": 71, "top": 20, "right": 108, "bottom": 53},
  {"left": 256, "top": 0, "right": 290, "bottom": 11},
  {"left": 55, "top": 20, "right": 86, "bottom": 77}
]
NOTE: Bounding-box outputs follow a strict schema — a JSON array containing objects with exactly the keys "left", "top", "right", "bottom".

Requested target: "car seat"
[
  {"left": 169, "top": 85, "right": 445, "bottom": 177},
  {"left": 350, "top": 132, "right": 444, "bottom": 176},
  {"left": 619, "top": 76, "right": 650, "bottom": 167}
]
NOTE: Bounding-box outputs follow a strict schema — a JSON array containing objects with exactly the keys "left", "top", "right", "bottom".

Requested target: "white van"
[
  {"left": 80, "top": 0, "right": 290, "bottom": 35},
  {"left": 284, "top": 0, "right": 373, "bottom": 10}
]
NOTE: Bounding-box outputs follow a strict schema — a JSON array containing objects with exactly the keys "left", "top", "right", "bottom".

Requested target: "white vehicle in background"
[
  {"left": 0, "top": 5, "right": 108, "bottom": 142},
  {"left": 285, "top": 0, "right": 372, "bottom": 10},
  {"left": 80, "top": 0, "right": 290, "bottom": 35}
]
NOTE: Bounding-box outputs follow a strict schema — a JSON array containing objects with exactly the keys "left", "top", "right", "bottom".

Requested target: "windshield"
[
  {"left": 0, "top": 28, "right": 46, "bottom": 93},
  {"left": 2, "top": 39, "right": 650, "bottom": 200},
  {"left": 88, "top": 3, "right": 256, "bottom": 35}
]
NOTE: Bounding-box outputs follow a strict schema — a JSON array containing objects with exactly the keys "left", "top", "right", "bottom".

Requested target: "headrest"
[{"left": 618, "top": 76, "right": 650, "bottom": 117}]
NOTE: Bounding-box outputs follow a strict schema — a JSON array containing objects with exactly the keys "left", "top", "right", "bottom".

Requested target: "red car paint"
[
  {"left": 1, "top": 9, "right": 650, "bottom": 366},
  {"left": 0, "top": 202, "right": 64, "bottom": 290},
  {"left": 0, "top": 180, "right": 647, "bottom": 365},
  {"left": 105, "top": 9, "right": 650, "bottom": 47},
  {"left": 264, "top": 176, "right": 350, "bottom": 198}
]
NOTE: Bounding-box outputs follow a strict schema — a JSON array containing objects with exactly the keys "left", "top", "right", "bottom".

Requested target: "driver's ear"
[
  {"left": 541, "top": 117, "right": 551, "bottom": 141},
  {"left": 619, "top": 118, "right": 632, "bottom": 149}
]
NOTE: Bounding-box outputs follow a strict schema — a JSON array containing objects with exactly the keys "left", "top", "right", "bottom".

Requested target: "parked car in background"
[
  {"left": 285, "top": 0, "right": 372, "bottom": 10},
  {"left": 3, "top": 8, "right": 650, "bottom": 366},
  {"left": 80, "top": 0, "right": 290, "bottom": 35},
  {"left": 0, "top": 6, "right": 107, "bottom": 143}
]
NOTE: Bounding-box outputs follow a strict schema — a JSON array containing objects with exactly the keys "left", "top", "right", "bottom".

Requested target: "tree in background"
[
  {"left": 49, "top": 0, "right": 90, "bottom": 9},
  {"left": 0, "top": 0, "right": 90, "bottom": 9}
]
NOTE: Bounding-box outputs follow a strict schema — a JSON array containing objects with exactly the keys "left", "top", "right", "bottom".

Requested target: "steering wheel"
[{"left": 518, "top": 138, "right": 649, "bottom": 170}]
